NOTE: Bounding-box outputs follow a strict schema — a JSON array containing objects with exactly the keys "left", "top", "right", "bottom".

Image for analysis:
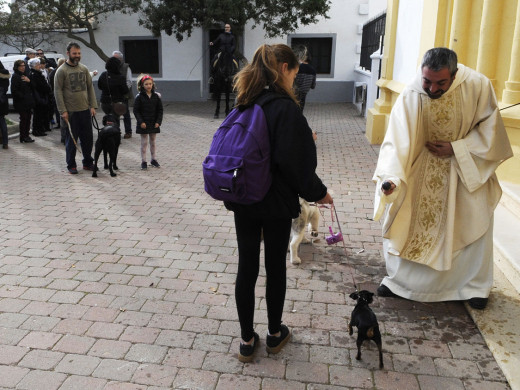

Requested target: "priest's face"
[{"left": 421, "top": 66, "right": 457, "bottom": 99}]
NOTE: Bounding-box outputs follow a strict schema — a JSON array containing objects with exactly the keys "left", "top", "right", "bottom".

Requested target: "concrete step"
[
  {"left": 494, "top": 182, "right": 520, "bottom": 295},
  {"left": 501, "top": 182, "right": 520, "bottom": 220},
  {"left": 467, "top": 265, "right": 520, "bottom": 390},
  {"left": 473, "top": 181, "right": 520, "bottom": 389}
]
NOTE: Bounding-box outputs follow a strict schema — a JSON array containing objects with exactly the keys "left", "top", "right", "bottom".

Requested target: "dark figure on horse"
[{"left": 210, "top": 23, "right": 238, "bottom": 119}]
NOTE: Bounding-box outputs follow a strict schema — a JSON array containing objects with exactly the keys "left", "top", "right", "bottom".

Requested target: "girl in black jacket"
[
  {"left": 133, "top": 74, "right": 163, "bottom": 170},
  {"left": 226, "top": 44, "right": 333, "bottom": 362},
  {"left": 11, "top": 60, "right": 35, "bottom": 143}
]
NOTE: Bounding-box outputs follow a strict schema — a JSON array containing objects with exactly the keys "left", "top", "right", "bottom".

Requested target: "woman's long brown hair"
[{"left": 234, "top": 44, "right": 299, "bottom": 106}]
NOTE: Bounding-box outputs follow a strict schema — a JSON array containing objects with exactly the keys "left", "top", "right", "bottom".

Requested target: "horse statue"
[{"left": 211, "top": 51, "right": 239, "bottom": 119}]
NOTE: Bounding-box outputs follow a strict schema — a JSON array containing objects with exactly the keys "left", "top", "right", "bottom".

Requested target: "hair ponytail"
[{"left": 234, "top": 44, "right": 299, "bottom": 106}]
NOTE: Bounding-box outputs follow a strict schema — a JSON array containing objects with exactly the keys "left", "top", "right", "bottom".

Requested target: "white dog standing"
[{"left": 289, "top": 198, "right": 320, "bottom": 264}]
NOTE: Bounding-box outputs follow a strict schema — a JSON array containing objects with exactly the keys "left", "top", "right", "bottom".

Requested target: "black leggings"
[{"left": 233, "top": 211, "right": 292, "bottom": 342}]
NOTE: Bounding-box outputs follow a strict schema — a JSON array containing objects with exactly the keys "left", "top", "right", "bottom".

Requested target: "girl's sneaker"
[
  {"left": 150, "top": 159, "right": 160, "bottom": 168},
  {"left": 141, "top": 162, "right": 147, "bottom": 170},
  {"left": 266, "top": 324, "right": 291, "bottom": 354},
  {"left": 238, "top": 332, "right": 259, "bottom": 363}
]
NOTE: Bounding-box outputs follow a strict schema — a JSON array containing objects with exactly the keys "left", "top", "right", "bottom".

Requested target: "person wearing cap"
[{"left": 24, "top": 48, "right": 37, "bottom": 76}]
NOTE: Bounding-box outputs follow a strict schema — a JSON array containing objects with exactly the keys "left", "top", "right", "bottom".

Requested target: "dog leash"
[
  {"left": 65, "top": 119, "right": 82, "bottom": 155},
  {"left": 333, "top": 204, "right": 359, "bottom": 292},
  {"left": 317, "top": 203, "right": 359, "bottom": 293},
  {"left": 91, "top": 116, "right": 101, "bottom": 132}
]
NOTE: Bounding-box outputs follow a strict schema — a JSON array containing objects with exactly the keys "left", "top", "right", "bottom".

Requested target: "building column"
[
  {"left": 449, "top": 0, "right": 472, "bottom": 60},
  {"left": 503, "top": 1, "right": 520, "bottom": 104},
  {"left": 476, "top": 0, "right": 503, "bottom": 87}
]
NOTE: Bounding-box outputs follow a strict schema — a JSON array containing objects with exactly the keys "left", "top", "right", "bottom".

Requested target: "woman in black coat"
[
  {"left": 98, "top": 56, "right": 129, "bottom": 125},
  {"left": 133, "top": 74, "right": 163, "bottom": 170},
  {"left": 11, "top": 59, "right": 35, "bottom": 143},
  {"left": 29, "top": 58, "right": 51, "bottom": 136},
  {"left": 0, "top": 61, "right": 10, "bottom": 149}
]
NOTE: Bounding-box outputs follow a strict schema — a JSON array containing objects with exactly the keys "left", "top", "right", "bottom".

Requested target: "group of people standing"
[
  {"left": 3, "top": 48, "right": 61, "bottom": 146},
  {"left": 2, "top": 43, "right": 163, "bottom": 172}
]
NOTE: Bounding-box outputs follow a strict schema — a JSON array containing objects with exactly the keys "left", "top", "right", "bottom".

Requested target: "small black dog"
[
  {"left": 348, "top": 290, "right": 384, "bottom": 369},
  {"left": 93, "top": 115, "right": 121, "bottom": 178}
]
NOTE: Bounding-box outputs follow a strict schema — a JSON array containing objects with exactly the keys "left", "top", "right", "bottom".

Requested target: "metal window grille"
[{"left": 360, "top": 13, "right": 386, "bottom": 71}]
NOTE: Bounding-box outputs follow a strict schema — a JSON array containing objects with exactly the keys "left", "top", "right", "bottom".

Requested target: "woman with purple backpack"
[{"left": 225, "top": 43, "right": 333, "bottom": 362}]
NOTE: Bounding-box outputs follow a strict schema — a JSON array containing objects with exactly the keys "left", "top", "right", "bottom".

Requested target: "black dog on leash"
[
  {"left": 348, "top": 290, "right": 384, "bottom": 369},
  {"left": 93, "top": 115, "right": 121, "bottom": 178}
]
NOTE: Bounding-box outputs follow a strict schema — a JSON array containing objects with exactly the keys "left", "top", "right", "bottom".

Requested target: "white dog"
[{"left": 289, "top": 199, "right": 320, "bottom": 264}]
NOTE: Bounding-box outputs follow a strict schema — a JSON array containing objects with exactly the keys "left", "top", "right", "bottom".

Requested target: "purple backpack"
[{"left": 203, "top": 95, "right": 276, "bottom": 204}]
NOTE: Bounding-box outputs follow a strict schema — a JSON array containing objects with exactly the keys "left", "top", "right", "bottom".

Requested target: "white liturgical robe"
[{"left": 373, "top": 64, "right": 513, "bottom": 302}]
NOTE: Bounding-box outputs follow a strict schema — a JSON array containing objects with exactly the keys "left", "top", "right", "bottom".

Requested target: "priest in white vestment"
[{"left": 373, "top": 48, "right": 513, "bottom": 310}]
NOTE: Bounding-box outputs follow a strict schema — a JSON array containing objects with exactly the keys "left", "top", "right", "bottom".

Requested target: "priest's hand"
[
  {"left": 426, "top": 141, "right": 454, "bottom": 158},
  {"left": 381, "top": 181, "right": 396, "bottom": 196}
]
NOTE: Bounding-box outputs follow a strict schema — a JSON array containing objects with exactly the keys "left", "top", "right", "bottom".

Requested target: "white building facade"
[{"left": 1, "top": 0, "right": 387, "bottom": 102}]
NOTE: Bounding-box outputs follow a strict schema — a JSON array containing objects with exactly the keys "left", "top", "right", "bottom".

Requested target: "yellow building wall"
[{"left": 366, "top": 0, "right": 520, "bottom": 185}]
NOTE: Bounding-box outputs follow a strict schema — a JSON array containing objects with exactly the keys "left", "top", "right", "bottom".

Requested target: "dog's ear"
[{"left": 349, "top": 292, "right": 358, "bottom": 300}]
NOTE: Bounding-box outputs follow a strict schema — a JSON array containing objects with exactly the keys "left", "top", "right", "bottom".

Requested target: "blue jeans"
[
  {"left": 65, "top": 109, "right": 94, "bottom": 169},
  {"left": 0, "top": 116, "right": 7, "bottom": 146}
]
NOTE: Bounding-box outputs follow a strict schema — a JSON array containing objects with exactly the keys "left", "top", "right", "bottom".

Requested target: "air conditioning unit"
[{"left": 354, "top": 83, "right": 367, "bottom": 103}]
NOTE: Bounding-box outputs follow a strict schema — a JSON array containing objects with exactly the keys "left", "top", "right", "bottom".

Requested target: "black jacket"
[
  {"left": 225, "top": 90, "right": 327, "bottom": 218},
  {"left": 29, "top": 69, "right": 51, "bottom": 108},
  {"left": 98, "top": 71, "right": 129, "bottom": 105},
  {"left": 133, "top": 91, "right": 163, "bottom": 134},
  {"left": 212, "top": 32, "right": 236, "bottom": 55},
  {"left": 0, "top": 62, "right": 9, "bottom": 116},
  {"left": 11, "top": 69, "right": 35, "bottom": 112}
]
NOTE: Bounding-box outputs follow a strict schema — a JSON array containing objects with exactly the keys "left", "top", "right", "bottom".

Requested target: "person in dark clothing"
[
  {"left": 36, "top": 48, "right": 58, "bottom": 70},
  {"left": 0, "top": 61, "right": 10, "bottom": 149},
  {"left": 294, "top": 46, "right": 316, "bottom": 111},
  {"left": 224, "top": 44, "right": 333, "bottom": 362},
  {"left": 133, "top": 74, "right": 163, "bottom": 170},
  {"left": 112, "top": 50, "right": 134, "bottom": 139},
  {"left": 97, "top": 56, "right": 129, "bottom": 128},
  {"left": 209, "top": 23, "right": 236, "bottom": 84},
  {"left": 29, "top": 58, "right": 51, "bottom": 136},
  {"left": 48, "top": 58, "right": 65, "bottom": 142},
  {"left": 11, "top": 60, "right": 35, "bottom": 143}
]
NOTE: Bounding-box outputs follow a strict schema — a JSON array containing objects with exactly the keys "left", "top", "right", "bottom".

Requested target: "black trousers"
[{"left": 233, "top": 211, "right": 292, "bottom": 341}]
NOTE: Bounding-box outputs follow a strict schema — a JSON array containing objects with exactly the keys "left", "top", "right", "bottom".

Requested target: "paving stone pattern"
[{"left": 0, "top": 102, "right": 511, "bottom": 389}]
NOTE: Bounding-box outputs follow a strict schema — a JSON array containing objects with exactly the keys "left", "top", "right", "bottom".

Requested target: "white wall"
[
  {"left": 393, "top": 0, "right": 423, "bottom": 85},
  {"left": 0, "top": 0, "right": 389, "bottom": 101},
  {"left": 242, "top": 0, "right": 380, "bottom": 82},
  {"left": 369, "top": 0, "right": 387, "bottom": 18}
]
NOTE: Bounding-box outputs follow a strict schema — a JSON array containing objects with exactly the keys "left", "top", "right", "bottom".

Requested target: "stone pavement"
[{"left": 0, "top": 102, "right": 511, "bottom": 390}]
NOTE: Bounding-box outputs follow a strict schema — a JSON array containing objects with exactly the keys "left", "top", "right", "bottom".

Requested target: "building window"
[
  {"left": 120, "top": 37, "right": 161, "bottom": 76},
  {"left": 288, "top": 34, "right": 336, "bottom": 77}
]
